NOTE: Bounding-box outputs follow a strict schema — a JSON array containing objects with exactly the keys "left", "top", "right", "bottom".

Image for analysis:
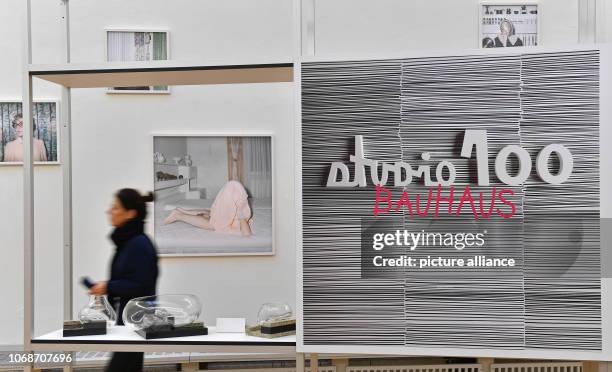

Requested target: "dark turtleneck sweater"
[{"left": 107, "top": 219, "right": 159, "bottom": 325}]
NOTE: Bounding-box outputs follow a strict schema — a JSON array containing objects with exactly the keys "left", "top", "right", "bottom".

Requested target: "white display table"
[{"left": 31, "top": 326, "right": 296, "bottom": 353}]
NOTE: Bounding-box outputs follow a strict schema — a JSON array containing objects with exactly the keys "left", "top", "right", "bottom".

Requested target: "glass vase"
[{"left": 78, "top": 295, "right": 117, "bottom": 326}]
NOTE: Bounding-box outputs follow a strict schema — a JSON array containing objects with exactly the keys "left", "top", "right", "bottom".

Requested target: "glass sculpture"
[
  {"left": 78, "top": 295, "right": 117, "bottom": 325},
  {"left": 122, "top": 294, "right": 202, "bottom": 331},
  {"left": 257, "top": 302, "right": 293, "bottom": 324}
]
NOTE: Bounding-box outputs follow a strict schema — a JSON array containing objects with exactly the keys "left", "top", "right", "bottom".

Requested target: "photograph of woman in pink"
[
  {"left": 153, "top": 135, "right": 273, "bottom": 256},
  {"left": 3, "top": 113, "right": 48, "bottom": 162},
  {"left": 163, "top": 180, "right": 253, "bottom": 237}
]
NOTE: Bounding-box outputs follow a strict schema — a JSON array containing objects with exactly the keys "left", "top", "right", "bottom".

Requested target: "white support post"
[
  {"left": 301, "top": 0, "right": 315, "bottom": 56},
  {"left": 23, "top": 0, "right": 34, "bottom": 355},
  {"left": 595, "top": 0, "right": 606, "bottom": 42},
  {"left": 293, "top": 0, "right": 305, "bottom": 364},
  {"left": 60, "top": 0, "right": 73, "bottom": 323},
  {"left": 578, "top": 0, "right": 597, "bottom": 43},
  {"left": 60, "top": 2, "right": 74, "bottom": 371}
]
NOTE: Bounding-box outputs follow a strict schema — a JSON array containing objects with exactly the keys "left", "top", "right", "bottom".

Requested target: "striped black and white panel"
[
  {"left": 301, "top": 50, "right": 601, "bottom": 350},
  {"left": 520, "top": 51, "right": 601, "bottom": 350},
  {"left": 302, "top": 60, "right": 406, "bottom": 345},
  {"left": 400, "top": 55, "right": 526, "bottom": 348}
]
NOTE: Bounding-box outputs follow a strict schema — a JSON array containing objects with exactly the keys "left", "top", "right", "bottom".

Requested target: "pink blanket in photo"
[{"left": 209, "top": 180, "right": 253, "bottom": 235}]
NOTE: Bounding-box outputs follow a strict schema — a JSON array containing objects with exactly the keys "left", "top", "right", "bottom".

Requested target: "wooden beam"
[{"left": 31, "top": 64, "right": 293, "bottom": 88}]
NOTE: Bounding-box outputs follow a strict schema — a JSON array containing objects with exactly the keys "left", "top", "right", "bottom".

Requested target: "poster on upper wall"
[
  {"left": 106, "top": 29, "right": 170, "bottom": 93},
  {"left": 299, "top": 48, "right": 605, "bottom": 359},
  {"left": 480, "top": 2, "right": 538, "bottom": 48},
  {"left": 153, "top": 135, "right": 274, "bottom": 256},
  {"left": 0, "top": 101, "right": 58, "bottom": 164}
]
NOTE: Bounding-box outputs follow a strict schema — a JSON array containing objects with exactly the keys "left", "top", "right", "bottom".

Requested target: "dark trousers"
[{"left": 105, "top": 352, "right": 144, "bottom": 372}]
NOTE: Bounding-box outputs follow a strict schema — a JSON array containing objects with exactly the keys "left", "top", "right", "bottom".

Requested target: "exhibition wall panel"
[{"left": 299, "top": 47, "right": 608, "bottom": 359}]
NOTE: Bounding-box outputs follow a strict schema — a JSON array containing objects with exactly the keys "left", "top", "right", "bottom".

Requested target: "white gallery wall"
[
  {"left": 313, "top": 0, "right": 588, "bottom": 55},
  {"left": 0, "top": 0, "right": 607, "bottom": 346}
]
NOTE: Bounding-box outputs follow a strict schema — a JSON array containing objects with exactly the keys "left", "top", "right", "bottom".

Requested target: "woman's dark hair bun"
[
  {"left": 141, "top": 192, "right": 154, "bottom": 203},
  {"left": 116, "top": 188, "right": 153, "bottom": 222}
]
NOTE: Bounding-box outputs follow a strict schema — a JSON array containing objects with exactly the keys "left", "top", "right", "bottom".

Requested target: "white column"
[
  {"left": 578, "top": 0, "right": 597, "bottom": 43},
  {"left": 595, "top": 0, "right": 606, "bottom": 42},
  {"left": 60, "top": 2, "right": 74, "bottom": 371},
  {"left": 301, "top": 0, "right": 316, "bottom": 56},
  {"left": 23, "top": 0, "right": 34, "bottom": 353},
  {"left": 60, "top": 0, "right": 73, "bottom": 323}
]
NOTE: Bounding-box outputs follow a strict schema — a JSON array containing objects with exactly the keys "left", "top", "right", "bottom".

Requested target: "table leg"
[
  {"left": 582, "top": 361, "right": 600, "bottom": 372},
  {"left": 21, "top": 352, "right": 33, "bottom": 371},
  {"left": 332, "top": 357, "right": 349, "bottom": 372},
  {"left": 310, "top": 353, "right": 318, "bottom": 372},
  {"left": 478, "top": 358, "right": 494, "bottom": 372},
  {"left": 297, "top": 352, "right": 305, "bottom": 372},
  {"left": 182, "top": 361, "right": 200, "bottom": 371}
]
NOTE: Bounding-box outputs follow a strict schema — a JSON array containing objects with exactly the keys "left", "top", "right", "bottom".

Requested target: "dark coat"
[{"left": 107, "top": 220, "right": 159, "bottom": 325}]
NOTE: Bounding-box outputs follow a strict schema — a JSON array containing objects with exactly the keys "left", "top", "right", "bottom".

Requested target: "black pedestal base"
[
  {"left": 62, "top": 320, "right": 107, "bottom": 337},
  {"left": 261, "top": 323, "right": 296, "bottom": 335},
  {"left": 136, "top": 324, "right": 208, "bottom": 339}
]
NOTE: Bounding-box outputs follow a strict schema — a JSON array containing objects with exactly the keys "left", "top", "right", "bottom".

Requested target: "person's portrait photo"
[
  {"left": 0, "top": 101, "right": 58, "bottom": 164},
  {"left": 153, "top": 135, "right": 274, "bottom": 256},
  {"left": 480, "top": 3, "right": 538, "bottom": 48}
]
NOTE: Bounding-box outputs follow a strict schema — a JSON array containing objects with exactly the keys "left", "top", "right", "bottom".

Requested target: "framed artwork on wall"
[
  {"left": 0, "top": 100, "right": 59, "bottom": 165},
  {"left": 479, "top": 1, "right": 539, "bottom": 48},
  {"left": 105, "top": 29, "right": 170, "bottom": 93},
  {"left": 152, "top": 134, "right": 274, "bottom": 256}
]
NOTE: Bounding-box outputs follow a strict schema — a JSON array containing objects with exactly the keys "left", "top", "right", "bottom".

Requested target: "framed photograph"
[
  {"left": 105, "top": 29, "right": 170, "bottom": 93},
  {"left": 479, "top": 1, "right": 539, "bottom": 48},
  {"left": 0, "top": 101, "right": 59, "bottom": 165},
  {"left": 152, "top": 134, "right": 274, "bottom": 256}
]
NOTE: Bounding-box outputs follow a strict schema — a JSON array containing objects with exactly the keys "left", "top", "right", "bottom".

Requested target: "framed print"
[
  {"left": 0, "top": 100, "right": 59, "bottom": 165},
  {"left": 106, "top": 29, "right": 170, "bottom": 93},
  {"left": 480, "top": 2, "right": 539, "bottom": 48},
  {"left": 152, "top": 134, "right": 274, "bottom": 256}
]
